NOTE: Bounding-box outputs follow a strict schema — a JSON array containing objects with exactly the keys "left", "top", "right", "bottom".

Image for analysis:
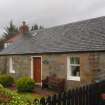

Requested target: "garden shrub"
[
  {"left": 0, "top": 87, "right": 30, "bottom": 105},
  {"left": 0, "top": 75, "right": 14, "bottom": 87},
  {"left": 0, "top": 84, "right": 3, "bottom": 89},
  {"left": 16, "top": 77, "right": 35, "bottom": 92}
]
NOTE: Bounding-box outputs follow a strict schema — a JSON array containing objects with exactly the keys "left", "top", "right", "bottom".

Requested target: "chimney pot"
[{"left": 19, "top": 21, "right": 29, "bottom": 33}]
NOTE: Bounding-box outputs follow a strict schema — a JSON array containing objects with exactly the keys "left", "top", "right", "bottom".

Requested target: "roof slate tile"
[{"left": 1, "top": 16, "right": 105, "bottom": 55}]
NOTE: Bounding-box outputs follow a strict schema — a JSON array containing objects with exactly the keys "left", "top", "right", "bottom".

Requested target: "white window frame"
[
  {"left": 67, "top": 56, "right": 80, "bottom": 81},
  {"left": 9, "top": 57, "right": 15, "bottom": 73}
]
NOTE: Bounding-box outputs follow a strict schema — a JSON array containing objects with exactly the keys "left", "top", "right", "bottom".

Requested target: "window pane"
[
  {"left": 70, "top": 57, "right": 80, "bottom": 64},
  {"left": 71, "top": 66, "right": 80, "bottom": 76},
  {"left": 70, "top": 57, "right": 74, "bottom": 64},
  {"left": 75, "top": 57, "right": 80, "bottom": 64}
]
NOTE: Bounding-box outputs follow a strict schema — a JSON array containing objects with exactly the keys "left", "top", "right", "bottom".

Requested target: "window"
[
  {"left": 67, "top": 56, "right": 80, "bottom": 81},
  {"left": 9, "top": 57, "right": 15, "bottom": 73}
]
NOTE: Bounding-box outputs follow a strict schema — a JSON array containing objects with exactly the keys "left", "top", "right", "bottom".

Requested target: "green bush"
[
  {"left": 16, "top": 77, "right": 35, "bottom": 92},
  {"left": 0, "top": 84, "right": 3, "bottom": 89},
  {"left": 0, "top": 75, "right": 14, "bottom": 87},
  {"left": 0, "top": 88, "right": 30, "bottom": 105}
]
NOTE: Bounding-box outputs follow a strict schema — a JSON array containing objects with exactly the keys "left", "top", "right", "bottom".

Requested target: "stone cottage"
[{"left": 0, "top": 16, "right": 105, "bottom": 90}]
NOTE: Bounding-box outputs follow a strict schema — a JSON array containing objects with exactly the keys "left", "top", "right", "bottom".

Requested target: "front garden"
[
  {"left": 0, "top": 75, "right": 43, "bottom": 105},
  {"left": 0, "top": 74, "right": 105, "bottom": 105}
]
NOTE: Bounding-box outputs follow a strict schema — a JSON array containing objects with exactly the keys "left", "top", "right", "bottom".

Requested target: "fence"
[{"left": 33, "top": 81, "right": 105, "bottom": 105}]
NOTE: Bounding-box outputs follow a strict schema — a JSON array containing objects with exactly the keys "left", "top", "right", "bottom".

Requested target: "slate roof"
[{"left": 1, "top": 16, "right": 105, "bottom": 55}]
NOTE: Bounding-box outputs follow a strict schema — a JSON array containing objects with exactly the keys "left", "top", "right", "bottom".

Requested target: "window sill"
[
  {"left": 9, "top": 70, "right": 15, "bottom": 74},
  {"left": 67, "top": 76, "right": 80, "bottom": 81}
]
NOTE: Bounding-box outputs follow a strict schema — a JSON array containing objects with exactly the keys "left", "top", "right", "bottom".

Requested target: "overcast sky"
[{"left": 0, "top": 0, "right": 105, "bottom": 36}]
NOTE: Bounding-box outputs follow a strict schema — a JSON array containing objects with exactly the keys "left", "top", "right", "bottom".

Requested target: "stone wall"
[
  {"left": 0, "top": 56, "right": 8, "bottom": 74},
  {"left": 0, "top": 52, "right": 105, "bottom": 90},
  {"left": 0, "top": 55, "right": 31, "bottom": 79},
  {"left": 9, "top": 55, "right": 31, "bottom": 79},
  {"left": 42, "top": 53, "right": 94, "bottom": 90},
  {"left": 42, "top": 54, "right": 67, "bottom": 79},
  {"left": 93, "top": 52, "right": 105, "bottom": 82}
]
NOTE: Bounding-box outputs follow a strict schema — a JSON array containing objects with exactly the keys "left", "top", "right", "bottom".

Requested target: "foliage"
[
  {"left": 31, "top": 24, "right": 44, "bottom": 31},
  {"left": 0, "top": 84, "right": 4, "bottom": 89},
  {"left": 0, "top": 75, "right": 14, "bottom": 87},
  {"left": 0, "top": 38, "right": 5, "bottom": 50},
  {"left": 0, "top": 86, "right": 42, "bottom": 105},
  {"left": 0, "top": 88, "right": 41, "bottom": 105},
  {"left": 16, "top": 77, "right": 35, "bottom": 92},
  {"left": 0, "top": 88, "right": 30, "bottom": 105},
  {"left": 0, "top": 82, "right": 43, "bottom": 105},
  {"left": 3, "top": 21, "right": 19, "bottom": 39},
  {"left": 20, "top": 93, "right": 41, "bottom": 104}
]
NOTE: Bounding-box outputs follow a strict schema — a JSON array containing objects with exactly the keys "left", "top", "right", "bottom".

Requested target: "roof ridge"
[{"left": 41, "top": 15, "right": 105, "bottom": 30}]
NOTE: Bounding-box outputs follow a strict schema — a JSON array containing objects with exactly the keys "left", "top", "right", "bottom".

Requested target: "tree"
[
  {"left": 3, "top": 21, "right": 19, "bottom": 39},
  {"left": 0, "top": 38, "right": 5, "bottom": 50},
  {"left": 31, "top": 24, "right": 44, "bottom": 31},
  {"left": 39, "top": 25, "right": 44, "bottom": 29}
]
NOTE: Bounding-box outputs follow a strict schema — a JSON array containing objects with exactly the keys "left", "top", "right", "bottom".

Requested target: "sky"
[{"left": 0, "top": 0, "right": 105, "bottom": 36}]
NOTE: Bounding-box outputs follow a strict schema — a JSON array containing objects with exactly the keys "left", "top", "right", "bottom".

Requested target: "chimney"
[{"left": 19, "top": 21, "right": 29, "bottom": 33}]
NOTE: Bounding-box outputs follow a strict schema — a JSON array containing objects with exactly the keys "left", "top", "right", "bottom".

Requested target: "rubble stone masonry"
[{"left": 0, "top": 52, "right": 105, "bottom": 89}]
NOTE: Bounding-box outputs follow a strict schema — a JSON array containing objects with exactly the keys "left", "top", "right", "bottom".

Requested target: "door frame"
[{"left": 31, "top": 56, "right": 42, "bottom": 85}]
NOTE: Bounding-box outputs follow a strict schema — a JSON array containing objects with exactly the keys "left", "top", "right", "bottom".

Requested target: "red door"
[{"left": 33, "top": 57, "right": 41, "bottom": 83}]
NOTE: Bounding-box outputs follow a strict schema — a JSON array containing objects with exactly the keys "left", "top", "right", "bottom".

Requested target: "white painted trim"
[
  {"left": 31, "top": 56, "right": 42, "bottom": 84},
  {"left": 67, "top": 76, "right": 80, "bottom": 81},
  {"left": 9, "top": 57, "right": 15, "bottom": 73},
  {"left": 67, "top": 56, "right": 80, "bottom": 81},
  {"left": 70, "top": 64, "right": 80, "bottom": 66}
]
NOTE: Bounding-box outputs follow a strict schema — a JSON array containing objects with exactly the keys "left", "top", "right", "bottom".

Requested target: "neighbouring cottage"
[
  {"left": 0, "top": 16, "right": 105, "bottom": 90},
  {"left": 4, "top": 21, "right": 29, "bottom": 48}
]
